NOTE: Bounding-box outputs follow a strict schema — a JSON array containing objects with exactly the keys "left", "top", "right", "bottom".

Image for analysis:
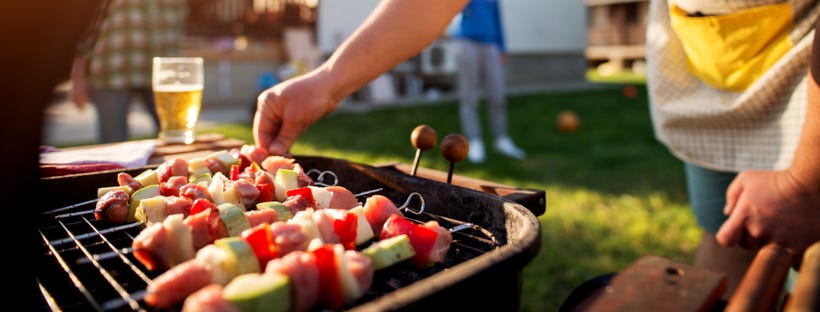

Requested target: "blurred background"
[
  {"left": 42, "top": 3, "right": 673, "bottom": 311},
  {"left": 44, "top": 0, "right": 649, "bottom": 146}
]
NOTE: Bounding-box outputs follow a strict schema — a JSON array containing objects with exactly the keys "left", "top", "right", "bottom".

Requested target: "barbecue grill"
[{"left": 37, "top": 155, "right": 544, "bottom": 311}]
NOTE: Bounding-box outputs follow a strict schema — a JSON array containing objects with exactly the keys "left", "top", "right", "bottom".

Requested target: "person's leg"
[
  {"left": 90, "top": 88, "right": 132, "bottom": 143},
  {"left": 455, "top": 39, "right": 484, "bottom": 162},
  {"left": 685, "top": 162, "right": 758, "bottom": 299},
  {"left": 481, "top": 44, "right": 525, "bottom": 159},
  {"left": 482, "top": 43, "right": 508, "bottom": 140}
]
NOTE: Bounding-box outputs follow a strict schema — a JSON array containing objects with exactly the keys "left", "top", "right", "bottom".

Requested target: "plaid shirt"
[
  {"left": 81, "top": 0, "right": 186, "bottom": 89},
  {"left": 647, "top": 0, "right": 820, "bottom": 172}
]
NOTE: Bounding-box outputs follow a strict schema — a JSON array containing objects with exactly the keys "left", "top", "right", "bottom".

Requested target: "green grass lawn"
[{"left": 209, "top": 84, "right": 702, "bottom": 311}]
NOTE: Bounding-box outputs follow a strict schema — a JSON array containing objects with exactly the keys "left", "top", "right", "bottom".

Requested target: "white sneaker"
[
  {"left": 468, "top": 139, "right": 485, "bottom": 163},
  {"left": 494, "top": 137, "right": 526, "bottom": 160}
]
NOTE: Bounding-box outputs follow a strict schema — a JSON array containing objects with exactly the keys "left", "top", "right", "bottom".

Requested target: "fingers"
[
  {"left": 716, "top": 211, "right": 746, "bottom": 247},
  {"left": 252, "top": 89, "right": 301, "bottom": 155},
  {"left": 268, "top": 117, "right": 305, "bottom": 155},
  {"left": 253, "top": 92, "right": 279, "bottom": 154},
  {"left": 724, "top": 175, "right": 743, "bottom": 215}
]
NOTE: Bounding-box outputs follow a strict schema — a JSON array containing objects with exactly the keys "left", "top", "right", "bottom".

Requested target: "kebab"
[
  {"left": 181, "top": 243, "right": 383, "bottom": 312},
  {"left": 132, "top": 188, "right": 451, "bottom": 272},
  {"left": 132, "top": 183, "right": 362, "bottom": 271},
  {"left": 94, "top": 145, "right": 314, "bottom": 224},
  {"left": 146, "top": 231, "right": 412, "bottom": 311},
  {"left": 145, "top": 194, "right": 452, "bottom": 310}
]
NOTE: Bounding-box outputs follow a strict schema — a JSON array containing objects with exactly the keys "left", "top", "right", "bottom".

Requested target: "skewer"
[
  {"left": 439, "top": 133, "right": 469, "bottom": 184},
  {"left": 410, "top": 125, "right": 438, "bottom": 176},
  {"left": 306, "top": 169, "right": 339, "bottom": 186},
  {"left": 354, "top": 188, "right": 383, "bottom": 198}
]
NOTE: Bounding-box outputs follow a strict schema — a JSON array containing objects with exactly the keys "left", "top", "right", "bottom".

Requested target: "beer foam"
[{"left": 153, "top": 84, "right": 203, "bottom": 92}]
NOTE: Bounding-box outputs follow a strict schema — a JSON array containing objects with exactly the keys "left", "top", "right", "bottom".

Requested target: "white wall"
[
  {"left": 501, "top": 0, "right": 586, "bottom": 53},
  {"left": 316, "top": 0, "right": 587, "bottom": 55},
  {"left": 316, "top": 0, "right": 381, "bottom": 54}
]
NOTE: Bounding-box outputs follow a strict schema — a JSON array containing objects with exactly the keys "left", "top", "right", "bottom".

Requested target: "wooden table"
[{"left": 148, "top": 133, "right": 246, "bottom": 164}]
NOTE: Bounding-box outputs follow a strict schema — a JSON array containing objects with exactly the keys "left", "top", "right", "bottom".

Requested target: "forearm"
[
  {"left": 317, "top": 0, "right": 468, "bottom": 104},
  {"left": 788, "top": 22, "right": 820, "bottom": 192}
]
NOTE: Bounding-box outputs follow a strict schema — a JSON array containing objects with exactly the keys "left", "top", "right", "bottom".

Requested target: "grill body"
[{"left": 37, "top": 155, "right": 542, "bottom": 311}]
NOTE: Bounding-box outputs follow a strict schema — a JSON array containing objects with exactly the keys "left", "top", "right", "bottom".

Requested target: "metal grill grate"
[{"left": 36, "top": 156, "right": 542, "bottom": 311}]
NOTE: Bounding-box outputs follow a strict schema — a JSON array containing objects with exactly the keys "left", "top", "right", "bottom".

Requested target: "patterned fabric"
[
  {"left": 83, "top": 0, "right": 186, "bottom": 89},
  {"left": 647, "top": 0, "right": 820, "bottom": 172}
]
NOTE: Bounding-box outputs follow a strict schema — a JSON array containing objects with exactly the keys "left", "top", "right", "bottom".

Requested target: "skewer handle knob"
[
  {"left": 410, "top": 125, "right": 437, "bottom": 176},
  {"left": 411, "top": 125, "right": 437, "bottom": 151},
  {"left": 440, "top": 133, "right": 469, "bottom": 184}
]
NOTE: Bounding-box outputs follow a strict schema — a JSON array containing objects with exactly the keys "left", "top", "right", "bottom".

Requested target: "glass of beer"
[{"left": 152, "top": 57, "right": 204, "bottom": 145}]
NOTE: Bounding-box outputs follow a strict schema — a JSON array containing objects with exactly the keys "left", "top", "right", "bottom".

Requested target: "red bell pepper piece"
[
  {"left": 229, "top": 164, "right": 240, "bottom": 180},
  {"left": 256, "top": 183, "right": 274, "bottom": 203},
  {"left": 189, "top": 198, "right": 216, "bottom": 216},
  {"left": 230, "top": 149, "right": 252, "bottom": 172},
  {"left": 380, "top": 214, "right": 439, "bottom": 267},
  {"left": 286, "top": 187, "right": 316, "bottom": 208},
  {"left": 332, "top": 212, "right": 358, "bottom": 250},
  {"left": 313, "top": 244, "right": 344, "bottom": 309},
  {"left": 240, "top": 223, "right": 278, "bottom": 268}
]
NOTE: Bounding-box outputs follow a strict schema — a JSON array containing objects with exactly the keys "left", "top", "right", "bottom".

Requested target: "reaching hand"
[
  {"left": 717, "top": 170, "right": 820, "bottom": 257},
  {"left": 253, "top": 72, "right": 339, "bottom": 155}
]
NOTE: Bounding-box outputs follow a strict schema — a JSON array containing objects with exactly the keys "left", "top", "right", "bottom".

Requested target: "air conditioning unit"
[{"left": 420, "top": 39, "right": 457, "bottom": 76}]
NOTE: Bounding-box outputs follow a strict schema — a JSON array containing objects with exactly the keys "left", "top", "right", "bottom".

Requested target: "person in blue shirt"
[{"left": 450, "top": 0, "right": 525, "bottom": 163}]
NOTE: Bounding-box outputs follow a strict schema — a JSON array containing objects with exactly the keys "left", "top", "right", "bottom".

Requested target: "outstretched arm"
[{"left": 253, "top": 0, "right": 469, "bottom": 155}]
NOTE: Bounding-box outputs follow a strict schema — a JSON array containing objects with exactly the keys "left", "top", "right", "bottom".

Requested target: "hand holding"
[
  {"left": 717, "top": 170, "right": 820, "bottom": 257},
  {"left": 253, "top": 72, "right": 339, "bottom": 155}
]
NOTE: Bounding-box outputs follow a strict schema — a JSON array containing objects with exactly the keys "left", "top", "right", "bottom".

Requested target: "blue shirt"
[{"left": 450, "top": 0, "right": 506, "bottom": 52}]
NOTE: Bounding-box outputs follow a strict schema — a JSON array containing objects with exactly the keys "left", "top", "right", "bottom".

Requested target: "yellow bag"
[{"left": 669, "top": 3, "right": 794, "bottom": 91}]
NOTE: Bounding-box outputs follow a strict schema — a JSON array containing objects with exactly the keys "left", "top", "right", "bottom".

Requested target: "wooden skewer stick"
[
  {"left": 440, "top": 133, "right": 469, "bottom": 184},
  {"left": 410, "top": 125, "right": 437, "bottom": 176}
]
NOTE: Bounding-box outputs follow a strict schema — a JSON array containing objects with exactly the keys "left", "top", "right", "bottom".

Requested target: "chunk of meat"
[
  {"left": 265, "top": 251, "right": 319, "bottom": 312},
  {"left": 157, "top": 158, "right": 190, "bottom": 182},
  {"left": 180, "top": 183, "right": 213, "bottom": 202},
  {"left": 326, "top": 186, "right": 359, "bottom": 210},
  {"left": 270, "top": 222, "right": 309, "bottom": 256},
  {"left": 203, "top": 157, "right": 227, "bottom": 175},
  {"left": 160, "top": 175, "right": 188, "bottom": 196},
  {"left": 116, "top": 172, "right": 141, "bottom": 193},
  {"left": 181, "top": 284, "right": 239, "bottom": 312},
  {"left": 146, "top": 259, "right": 212, "bottom": 308},
  {"left": 246, "top": 208, "right": 278, "bottom": 227},
  {"left": 260, "top": 155, "right": 296, "bottom": 174},
  {"left": 132, "top": 222, "right": 169, "bottom": 271},
  {"left": 240, "top": 144, "right": 270, "bottom": 166},
  {"left": 95, "top": 189, "right": 130, "bottom": 223},
  {"left": 184, "top": 208, "right": 218, "bottom": 250},
  {"left": 363, "top": 195, "right": 401, "bottom": 237}
]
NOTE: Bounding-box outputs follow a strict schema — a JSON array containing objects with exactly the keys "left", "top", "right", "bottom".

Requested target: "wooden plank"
[
  {"left": 577, "top": 255, "right": 727, "bottom": 312},
  {"left": 784, "top": 241, "right": 820, "bottom": 311},
  {"left": 151, "top": 133, "right": 245, "bottom": 157},
  {"left": 725, "top": 244, "right": 793, "bottom": 312}
]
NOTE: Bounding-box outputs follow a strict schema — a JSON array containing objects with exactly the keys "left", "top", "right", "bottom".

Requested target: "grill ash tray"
[{"left": 38, "top": 155, "right": 542, "bottom": 311}]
